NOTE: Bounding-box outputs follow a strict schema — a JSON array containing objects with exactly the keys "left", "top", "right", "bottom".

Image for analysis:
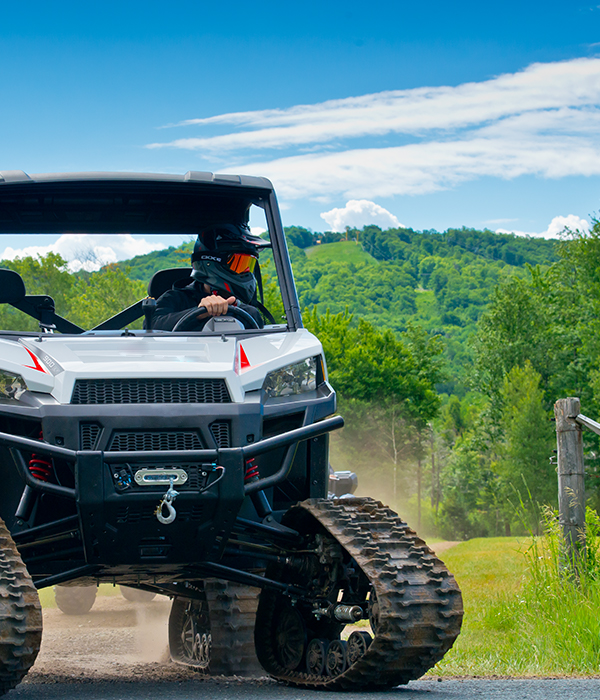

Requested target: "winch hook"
[{"left": 155, "top": 478, "right": 179, "bottom": 525}]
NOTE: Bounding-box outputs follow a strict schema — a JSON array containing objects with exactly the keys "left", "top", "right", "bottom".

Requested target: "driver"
[{"left": 151, "top": 223, "right": 269, "bottom": 331}]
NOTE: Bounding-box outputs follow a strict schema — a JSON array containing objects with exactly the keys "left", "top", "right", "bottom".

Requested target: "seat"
[
  {"left": 147, "top": 268, "right": 193, "bottom": 299},
  {"left": 0, "top": 268, "right": 26, "bottom": 303}
]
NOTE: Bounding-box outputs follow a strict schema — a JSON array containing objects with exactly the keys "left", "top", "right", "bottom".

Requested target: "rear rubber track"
[
  {"left": 255, "top": 497, "right": 463, "bottom": 690},
  {"left": 204, "top": 580, "right": 262, "bottom": 676},
  {"left": 0, "top": 517, "right": 42, "bottom": 695}
]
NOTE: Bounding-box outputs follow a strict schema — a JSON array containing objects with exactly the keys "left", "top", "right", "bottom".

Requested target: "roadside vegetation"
[{"left": 431, "top": 505, "right": 600, "bottom": 677}]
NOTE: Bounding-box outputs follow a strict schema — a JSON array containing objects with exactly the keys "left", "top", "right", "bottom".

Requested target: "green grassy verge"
[
  {"left": 430, "top": 537, "right": 528, "bottom": 676},
  {"left": 431, "top": 536, "right": 600, "bottom": 677}
]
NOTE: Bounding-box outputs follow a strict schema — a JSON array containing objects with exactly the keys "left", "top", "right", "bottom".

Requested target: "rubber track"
[
  {"left": 204, "top": 580, "right": 262, "bottom": 676},
  {"left": 0, "top": 517, "right": 42, "bottom": 696},
  {"left": 256, "top": 497, "right": 463, "bottom": 690}
]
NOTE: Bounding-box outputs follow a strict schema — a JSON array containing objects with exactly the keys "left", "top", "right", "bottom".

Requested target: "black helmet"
[{"left": 191, "top": 223, "right": 269, "bottom": 304}]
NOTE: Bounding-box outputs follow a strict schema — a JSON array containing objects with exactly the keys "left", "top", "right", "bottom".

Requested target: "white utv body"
[{"left": 0, "top": 171, "right": 462, "bottom": 694}]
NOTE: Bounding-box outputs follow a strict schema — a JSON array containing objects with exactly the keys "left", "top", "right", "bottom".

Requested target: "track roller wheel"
[
  {"left": 273, "top": 605, "right": 306, "bottom": 671},
  {"left": 347, "top": 630, "right": 372, "bottom": 665},
  {"left": 305, "top": 639, "right": 327, "bottom": 675},
  {"left": 326, "top": 640, "right": 348, "bottom": 677},
  {"left": 168, "top": 596, "right": 211, "bottom": 670}
]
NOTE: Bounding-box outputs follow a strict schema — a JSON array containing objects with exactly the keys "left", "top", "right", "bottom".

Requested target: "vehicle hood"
[{"left": 0, "top": 331, "right": 323, "bottom": 404}]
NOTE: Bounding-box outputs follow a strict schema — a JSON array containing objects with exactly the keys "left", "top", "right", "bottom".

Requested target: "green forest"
[{"left": 1, "top": 221, "right": 596, "bottom": 541}]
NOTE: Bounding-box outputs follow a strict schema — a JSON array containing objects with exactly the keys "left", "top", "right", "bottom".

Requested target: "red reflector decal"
[
  {"left": 23, "top": 348, "right": 47, "bottom": 374},
  {"left": 239, "top": 345, "right": 250, "bottom": 370}
]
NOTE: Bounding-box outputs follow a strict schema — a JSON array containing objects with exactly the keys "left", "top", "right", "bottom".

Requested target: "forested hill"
[{"left": 118, "top": 226, "right": 557, "bottom": 392}]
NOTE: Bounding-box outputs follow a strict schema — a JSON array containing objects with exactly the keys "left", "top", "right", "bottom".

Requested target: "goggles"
[{"left": 225, "top": 253, "right": 257, "bottom": 274}]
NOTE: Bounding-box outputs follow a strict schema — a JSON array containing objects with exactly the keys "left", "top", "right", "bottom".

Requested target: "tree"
[
  {"left": 285, "top": 226, "right": 315, "bottom": 249},
  {"left": 498, "top": 362, "right": 556, "bottom": 530},
  {"left": 305, "top": 308, "right": 444, "bottom": 511},
  {"left": 69, "top": 265, "right": 146, "bottom": 329}
]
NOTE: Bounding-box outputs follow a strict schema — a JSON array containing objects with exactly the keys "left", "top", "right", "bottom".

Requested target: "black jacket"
[{"left": 151, "top": 278, "right": 263, "bottom": 331}]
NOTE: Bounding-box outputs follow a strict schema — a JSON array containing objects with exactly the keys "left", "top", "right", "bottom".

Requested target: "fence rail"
[{"left": 575, "top": 413, "right": 600, "bottom": 436}]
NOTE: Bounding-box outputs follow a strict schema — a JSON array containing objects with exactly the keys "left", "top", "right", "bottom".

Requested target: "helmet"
[{"left": 191, "top": 223, "right": 269, "bottom": 304}]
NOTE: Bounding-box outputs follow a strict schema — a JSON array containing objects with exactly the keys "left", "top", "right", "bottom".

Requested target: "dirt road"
[{"left": 27, "top": 594, "right": 198, "bottom": 685}]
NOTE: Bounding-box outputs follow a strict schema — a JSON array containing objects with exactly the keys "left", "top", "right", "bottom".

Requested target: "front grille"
[
  {"left": 210, "top": 421, "right": 231, "bottom": 448},
  {"left": 71, "top": 378, "right": 231, "bottom": 405},
  {"left": 109, "top": 431, "right": 203, "bottom": 452},
  {"left": 80, "top": 422, "right": 101, "bottom": 450}
]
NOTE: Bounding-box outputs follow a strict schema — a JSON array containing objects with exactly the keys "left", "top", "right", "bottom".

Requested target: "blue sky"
[{"left": 2, "top": 1, "right": 600, "bottom": 265}]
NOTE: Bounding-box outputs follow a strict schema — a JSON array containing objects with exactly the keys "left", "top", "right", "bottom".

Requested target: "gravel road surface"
[
  {"left": 13, "top": 593, "right": 600, "bottom": 700},
  {"left": 13, "top": 678, "right": 600, "bottom": 700}
]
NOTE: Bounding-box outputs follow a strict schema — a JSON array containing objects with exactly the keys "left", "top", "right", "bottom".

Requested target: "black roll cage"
[{"left": 0, "top": 171, "right": 303, "bottom": 333}]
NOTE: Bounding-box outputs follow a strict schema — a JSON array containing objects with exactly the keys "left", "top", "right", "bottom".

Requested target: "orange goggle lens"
[{"left": 226, "top": 253, "right": 257, "bottom": 274}]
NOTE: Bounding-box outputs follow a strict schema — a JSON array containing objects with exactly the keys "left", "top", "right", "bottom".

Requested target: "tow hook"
[{"left": 155, "top": 478, "right": 179, "bottom": 525}]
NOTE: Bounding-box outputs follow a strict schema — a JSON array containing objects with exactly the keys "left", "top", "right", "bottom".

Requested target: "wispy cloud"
[
  {"left": 237, "top": 134, "right": 600, "bottom": 200},
  {"left": 146, "top": 58, "right": 600, "bottom": 200}
]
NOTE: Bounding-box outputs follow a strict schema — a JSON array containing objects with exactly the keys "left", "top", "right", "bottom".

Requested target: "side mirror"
[{"left": 0, "top": 269, "right": 26, "bottom": 303}]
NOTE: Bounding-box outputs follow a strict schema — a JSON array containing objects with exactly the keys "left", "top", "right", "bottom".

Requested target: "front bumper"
[{"left": 0, "top": 416, "right": 343, "bottom": 586}]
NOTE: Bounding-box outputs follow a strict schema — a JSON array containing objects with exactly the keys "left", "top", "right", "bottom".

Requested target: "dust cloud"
[{"left": 28, "top": 593, "right": 185, "bottom": 683}]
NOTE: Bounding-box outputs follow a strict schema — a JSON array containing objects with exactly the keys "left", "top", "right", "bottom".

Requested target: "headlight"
[
  {"left": 0, "top": 371, "right": 28, "bottom": 402},
  {"left": 263, "top": 358, "right": 317, "bottom": 398}
]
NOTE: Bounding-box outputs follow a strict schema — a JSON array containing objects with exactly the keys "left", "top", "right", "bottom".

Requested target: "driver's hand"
[{"left": 199, "top": 295, "right": 236, "bottom": 316}]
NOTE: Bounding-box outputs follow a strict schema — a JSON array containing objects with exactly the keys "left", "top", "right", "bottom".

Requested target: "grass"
[
  {"left": 431, "top": 524, "right": 600, "bottom": 677},
  {"left": 430, "top": 537, "right": 530, "bottom": 677},
  {"left": 304, "top": 240, "right": 376, "bottom": 264}
]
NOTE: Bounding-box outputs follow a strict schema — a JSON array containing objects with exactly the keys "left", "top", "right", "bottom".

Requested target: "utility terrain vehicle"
[{"left": 0, "top": 171, "right": 462, "bottom": 693}]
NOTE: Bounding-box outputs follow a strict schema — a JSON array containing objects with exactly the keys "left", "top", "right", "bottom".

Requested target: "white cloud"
[
  {"left": 0, "top": 234, "right": 166, "bottom": 272},
  {"left": 237, "top": 134, "right": 600, "bottom": 200},
  {"left": 147, "top": 58, "right": 600, "bottom": 153},
  {"left": 496, "top": 215, "right": 590, "bottom": 239},
  {"left": 144, "top": 57, "right": 600, "bottom": 202},
  {"left": 545, "top": 215, "right": 590, "bottom": 238},
  {"left": 320, "top": 200, "right": 403, "bottom": 232}
]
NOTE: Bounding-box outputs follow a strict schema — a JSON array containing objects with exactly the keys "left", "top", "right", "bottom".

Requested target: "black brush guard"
[{"left": 0, "top": 417, "right": 343, "bottom": 590}]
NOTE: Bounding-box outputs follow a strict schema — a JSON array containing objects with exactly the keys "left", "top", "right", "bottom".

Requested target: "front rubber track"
[
  {"left": 255, "top": 497, "right": 463, "bottom": 690},
  {"left": 0, "top": 517, "right": 42, "bottom": 695}
]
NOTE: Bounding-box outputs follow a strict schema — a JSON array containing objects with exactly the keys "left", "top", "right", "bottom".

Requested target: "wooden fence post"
[{"left": 554, "top": 397, "right": 586, "bottom": 566}]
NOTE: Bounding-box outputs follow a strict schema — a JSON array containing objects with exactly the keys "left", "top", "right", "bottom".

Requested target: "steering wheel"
[{"left": 172, "top": 305, "right": 260, "bottom": 332}]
